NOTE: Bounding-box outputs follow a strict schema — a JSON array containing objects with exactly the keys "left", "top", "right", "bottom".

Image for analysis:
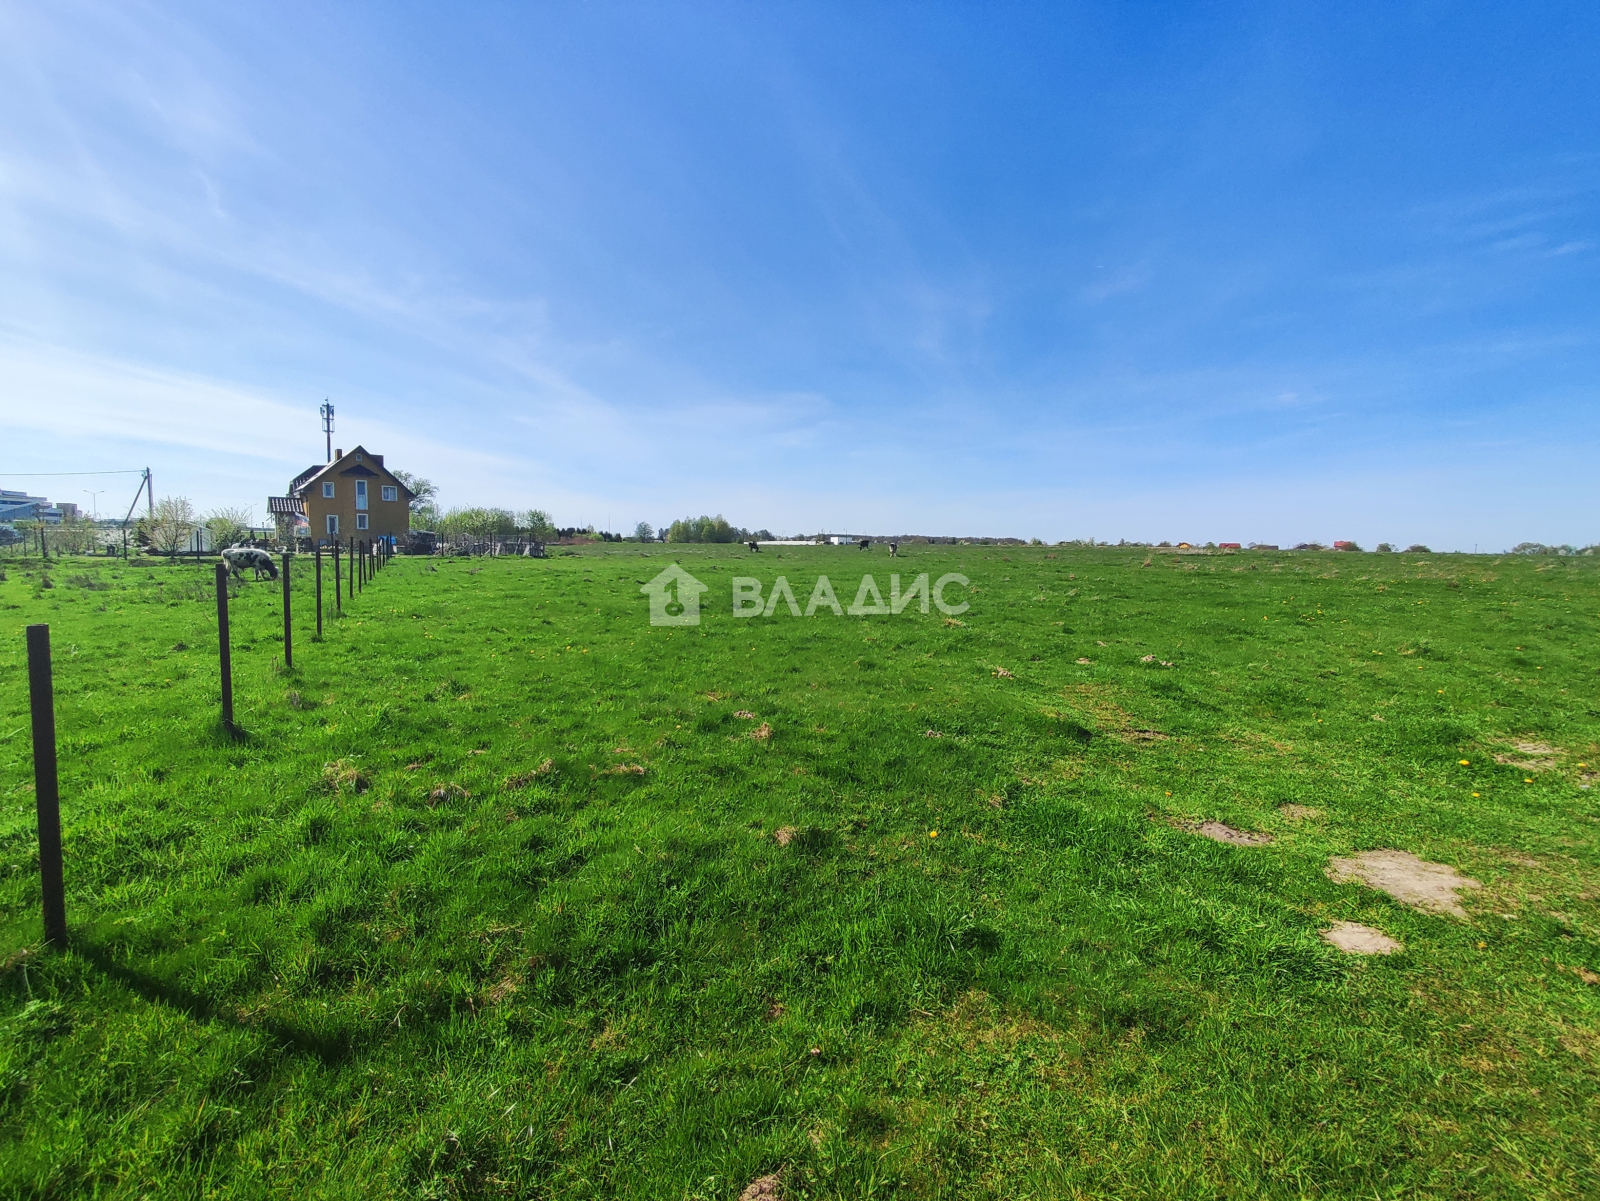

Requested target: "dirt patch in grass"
[
  {"left": 1190, "top": 821, "right": 1273, "bottom": 846},
  {"left": 1326, "top": 849, "right": 1481, "bottom": 918},
  {"left": 504, "top": 759, "right": 554, "bottom": 788},
  {"left": 1494, "top": 739, "right": 1562, "bottom": 771},
  {"left": 1278, "top": 804, "right": 1322, "bottom": 821},
  {"left": 485, "top": 971, "right": 521, "bottom": 1006},
  {"left": 749, "top": 722, "right": 772, "bottom": 740},
  {"left": 1321, "top": 921, "right": 1402, "bottom": 955},
  {"left": 774, "top": 827, "right": 797, "bottom": 847},
  {"left": 1120, "top": 729, "right": 1169, "bottom": 743},
  {"left": 738, "top": 1175, "right": 782, "bottom": 1201}
]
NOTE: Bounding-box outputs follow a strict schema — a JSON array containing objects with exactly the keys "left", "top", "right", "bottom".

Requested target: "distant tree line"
[{"left": 663, "top": 515, "right": 774, "bottom": 543}]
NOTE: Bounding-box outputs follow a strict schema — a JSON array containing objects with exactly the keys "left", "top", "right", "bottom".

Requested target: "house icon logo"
[{"left": 641, "top": 564, "right": 709, "bottom": 626}]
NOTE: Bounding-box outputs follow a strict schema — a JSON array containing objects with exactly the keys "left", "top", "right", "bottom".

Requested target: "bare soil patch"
[
  {"left": 1278, "top": 804, "right": 1322, "bottom": 821},
  {"left": 1495, "top": 739, "right": 1561, "bottom": 771},
  {"left": 739, "top": 1174, "right": 782, "bottom": 1200},
  {"left": 774, "top": 827, "right": 797, "bottom": 847},
  {"left": 1326, "top": 849, "right": 1481, "bottom": 918},
  {"left": 1192, "top": 821, "right": 1273, "bottom": 847},
  {"left": 1321, "top": 921, "right": 1402, "bottom": 955}
]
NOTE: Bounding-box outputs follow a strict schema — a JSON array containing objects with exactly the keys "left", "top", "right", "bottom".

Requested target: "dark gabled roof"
[
  {"left": 289, "top": 465, "right": 325, "bottom": 493},
  {"left": 268, "top": 496, "right": 305, "bottom": 515},
  {"left": 288, "top": 446, "right": 414, "bottom": 499}
]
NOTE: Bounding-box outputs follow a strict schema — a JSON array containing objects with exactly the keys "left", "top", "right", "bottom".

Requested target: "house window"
[
  {"left": 356, "top": 513, "right": 368, "bottom": 530},
  {"left": 355, "top": 479, "right": 368, "bottom": 510},
  {"left": 381, "top": 485, "right": 397, "bottom": 502},
  {"left": 326, "top": 514, "right": 339, "bottom": 535},
  {"left": 322, "top": 482, "right": 334, "bottom": 498}
]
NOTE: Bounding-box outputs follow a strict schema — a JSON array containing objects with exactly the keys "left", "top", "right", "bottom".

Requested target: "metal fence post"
[
  {"left": 282, "top": 552, "right": 293, "bottom": 670},
  {"left": 26, "top": 625, "right": 67, "bottom": 947},
  {"left": 215, "top": 563, "right": 234, "bottom": 732},
  {"left": 334, "top": 541, "right": 342, "bottom": 615}
]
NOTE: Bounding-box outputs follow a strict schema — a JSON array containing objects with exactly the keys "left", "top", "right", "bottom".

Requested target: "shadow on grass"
[{"left": 74, "top": 939, "right": 356, "bottom": 1067}]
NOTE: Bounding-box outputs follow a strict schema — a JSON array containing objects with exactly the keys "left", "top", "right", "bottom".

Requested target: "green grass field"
[{"left": 2, "top": 544, "right": 1597, "bottom": 1199}]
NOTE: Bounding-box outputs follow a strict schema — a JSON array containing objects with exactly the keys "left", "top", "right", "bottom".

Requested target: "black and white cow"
[{"left": 221, "top": 545, "right": 278, "bottom": 581}]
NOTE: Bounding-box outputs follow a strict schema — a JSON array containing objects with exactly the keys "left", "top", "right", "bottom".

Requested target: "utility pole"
[
  {"left": 144, "top": 468, "right": 154, "bottom": 521},
  {"left": 321, "top": 401, "right": 335, "bottom": 463}
]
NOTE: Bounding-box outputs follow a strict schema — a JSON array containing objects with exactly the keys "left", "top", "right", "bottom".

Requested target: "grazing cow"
[
  {"left": 857, "top": 539, "right": 871, "bottom": 550},
  {"left": 747, "top": 541, "right": 761, "bottom": 553},
  {"left": 221, "top": 546, "right": 278, "bottom": 581},
  {"left": 889, "top": 541, "right": 899, "bottom": 557}
]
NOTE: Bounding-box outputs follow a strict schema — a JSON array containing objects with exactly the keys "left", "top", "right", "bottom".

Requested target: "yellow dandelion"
[
  {"left": 1472, "top": 792, "right": 1480, "bottom": 797},
  {"left": 1524, "top": 778, "right": 1532, "bottom": 784},
  {"left": 928, "top": 830, "right": 938, "bottom": 838},
  {"left": 1459, "top": 759, "right": 1470, "bottom": 766}
]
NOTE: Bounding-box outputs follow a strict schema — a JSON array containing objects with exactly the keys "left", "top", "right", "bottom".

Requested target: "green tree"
[
  {"left": 633, "top": 521, "right": 654, "bottom": 542},
  {"left": 392, "top": 470, "right": 438, "bottom": 514},
  {"left": 142, "top": 496, "right": 197, "bottom": 557},
  {"left": 204, "top": 506, "right": 252, "bottom": 549},
  {"left": 665, "top": 514, "right": 747, "bottom": 544},
  {"left": 437, "top": 507, "right": 518, "bottom": 537},
  {"left": 522, "top": 509, "right": 557, "bottom": 539}
]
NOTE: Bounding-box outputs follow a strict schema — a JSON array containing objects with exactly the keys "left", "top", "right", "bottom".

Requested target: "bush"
[
  {"left": 1405, "top": 544, "right": 1431, "bottom": 553},
  {"left": 666, "top": 515, "right": 751, "bottom": 544},
  {"left": 437, "top": 507, "right": 518, "bottom": 537}
]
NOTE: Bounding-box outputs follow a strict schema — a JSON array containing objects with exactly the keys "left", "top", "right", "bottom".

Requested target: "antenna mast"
[{"left": 320, "top": 400, "right": 335, "bottom": 462}]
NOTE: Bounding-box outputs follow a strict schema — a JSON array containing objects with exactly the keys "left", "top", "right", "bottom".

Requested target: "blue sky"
[{"left": 2, "top": 1, "right": 1597, "bottom": 547}]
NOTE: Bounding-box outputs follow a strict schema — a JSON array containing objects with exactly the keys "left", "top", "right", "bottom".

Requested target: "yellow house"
[{"left": 271, "top": 446, "right": 413, "bottom": 545}]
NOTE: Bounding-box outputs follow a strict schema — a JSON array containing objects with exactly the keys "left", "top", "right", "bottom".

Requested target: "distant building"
[
  {"left": 0, "top": 490, "right": 55, "bottom": 523},
  {"left": 1333, "top": 540, "right": 1358, "bottom": 551},
  {"left": 1218, "top": 542, "right": 1241, "bottom": 550},
  {"left": 269, "top": 446, "right": 413, "bottom": 544},
  {"left": 1251, "top": 544, "right": 1279, "bottom": 551}
]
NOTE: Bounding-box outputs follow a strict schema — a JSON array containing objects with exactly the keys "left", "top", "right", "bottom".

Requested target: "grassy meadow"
[{"left": 1, "top": 543, "right": 1598, "bottom": 1199}]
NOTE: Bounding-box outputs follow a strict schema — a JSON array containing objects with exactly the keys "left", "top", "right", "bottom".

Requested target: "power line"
[{"left": 0, "top": 469, "right": 146, "bottom": 477}]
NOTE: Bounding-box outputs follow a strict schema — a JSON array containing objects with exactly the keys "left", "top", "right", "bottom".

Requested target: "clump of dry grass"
[
  {"left": 322, "top": 758, "right": 369, "bottom": 793},
  {"left": 503, "top": 759, "right": 555, "bottom": 788}
]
